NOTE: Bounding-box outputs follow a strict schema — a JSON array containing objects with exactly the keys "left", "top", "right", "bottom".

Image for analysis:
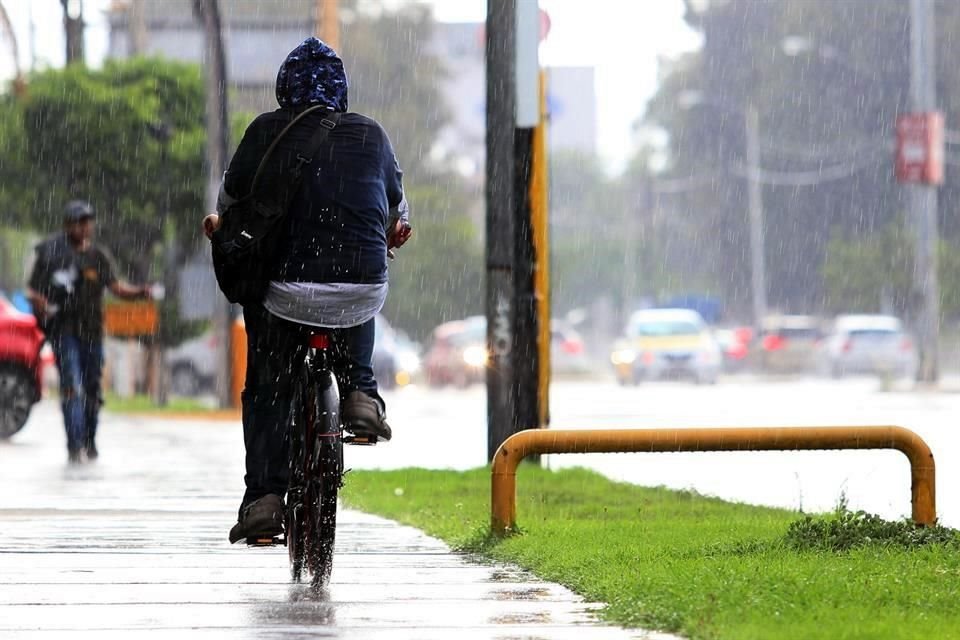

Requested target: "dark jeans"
[
  {"left": 240, "top": 303, "right": 380, "bottom": 509},
  {"left": 49, "top": 333, "right": 103, "bottom": 452}
]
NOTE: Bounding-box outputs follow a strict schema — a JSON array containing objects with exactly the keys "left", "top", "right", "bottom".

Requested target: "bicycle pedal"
[
  {"left": 344, "top": 434, "right": 377, "bottom": 446},
  {"left": 246, "top": 536, "right": 285, "bottom": 546}
]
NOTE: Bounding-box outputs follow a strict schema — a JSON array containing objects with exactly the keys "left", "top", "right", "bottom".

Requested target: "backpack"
[{"left": 210, "top": 106, "right": 340, "bottom": 305}]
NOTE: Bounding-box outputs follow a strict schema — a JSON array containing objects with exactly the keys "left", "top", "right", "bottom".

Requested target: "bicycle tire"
[
  {"left": 305, "top": 376, "right": 342, "bottom": 588},
  {"left": 287, "top": 375, "right": 309, "bottom": 583}
]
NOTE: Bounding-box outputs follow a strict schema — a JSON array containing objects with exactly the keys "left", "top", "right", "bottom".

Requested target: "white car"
[{"left": 823, "top": 315, "right": 917, "bottom": 378}]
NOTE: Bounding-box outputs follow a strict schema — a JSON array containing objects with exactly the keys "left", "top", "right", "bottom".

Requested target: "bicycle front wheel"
[{"left": 305, "top": 438, "right": 341, "bottom": 588}]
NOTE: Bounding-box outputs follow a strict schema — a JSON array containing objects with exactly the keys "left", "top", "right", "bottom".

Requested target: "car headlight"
[
  {"left": 397, "top": 351, "right": 421, "bottom": 374},
  {"left": 611, "top": 349, "right": 637, "bottom": 365},
  {"left": 462, "top": 345, "right": 488, "bottom": 367}
]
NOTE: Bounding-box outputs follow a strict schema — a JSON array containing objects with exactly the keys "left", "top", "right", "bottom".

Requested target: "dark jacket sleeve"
[{"left": 382, "top": 128, "right": 409, "bottom": 222}]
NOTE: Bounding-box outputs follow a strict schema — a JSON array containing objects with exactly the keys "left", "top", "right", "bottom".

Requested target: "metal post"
[
  {"left": 745, "top": 105, "right": 768, "bottom": 331},
  {"left": 195, "top": 0, "right": 233, "bottom": 408},
  {"left": 910, "top": 0, "right": 940, "bottom": 384},
  {"left": 316, "top": 0, "right": 340, "bottom": 51},
  {"left": 485, "top": 0, "right": 517, "bottom": 461}
]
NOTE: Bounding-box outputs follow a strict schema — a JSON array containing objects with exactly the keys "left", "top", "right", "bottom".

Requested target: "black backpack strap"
[
  {"left": 247, "top": 106, "right": 339, "bottom": 196},
  {"left": 289, "top": 111, "right": 341, "bottom": 182}
]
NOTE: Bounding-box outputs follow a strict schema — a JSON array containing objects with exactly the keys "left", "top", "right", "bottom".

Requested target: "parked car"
[
  {"left": 822, "top": 314, "right": 916, "bottom": 378},
  {"left": 424, "top": 316, "right": 487, "bottom": 388},
  {"left": 0, "top": 293, "right": 45, "bottom": 438},
  {"left": 757, "top": 315, "right": 823, "bottom": 374},
  {"left": 166, "top": 330, "right": 220, "bottom": 396},
  {"left": 611, "top": 308, "right": 721, "bottom": 385}
]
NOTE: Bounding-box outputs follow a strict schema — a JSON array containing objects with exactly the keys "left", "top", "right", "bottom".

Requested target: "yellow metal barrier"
[{"left": 491, "top": 426, "right": 936, "bottom": 535}]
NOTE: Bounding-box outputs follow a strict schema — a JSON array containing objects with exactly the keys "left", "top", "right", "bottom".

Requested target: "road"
[{"left": 368, "top": 376, "right": 960, "bottom": 527}]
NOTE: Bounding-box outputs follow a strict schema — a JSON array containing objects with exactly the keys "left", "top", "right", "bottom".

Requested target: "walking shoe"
[
  {"left": 228, "top": 494, "right": 285, "bottom": 544},
  {"left": 342, "top": 391, "right": 392, "bottom": 441}
]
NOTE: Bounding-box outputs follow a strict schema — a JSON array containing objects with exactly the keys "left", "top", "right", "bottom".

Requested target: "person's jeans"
[
  {"left": 50, "top": 334, "right": 104, "bottom": 452},
  {"left": 240, "top": 303, "right": 380, "bottom": 510}
]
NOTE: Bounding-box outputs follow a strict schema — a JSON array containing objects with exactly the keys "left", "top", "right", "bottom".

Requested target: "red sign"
[{"left": 896, "top": 112, "right": 944, "bottom": 185}]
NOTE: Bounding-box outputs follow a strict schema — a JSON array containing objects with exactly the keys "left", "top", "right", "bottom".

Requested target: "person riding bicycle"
[{"left": 206, "top": 38, "right": 412, "bottom": 544}]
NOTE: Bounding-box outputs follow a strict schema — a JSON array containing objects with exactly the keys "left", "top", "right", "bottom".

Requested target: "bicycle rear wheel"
[{"left": 287, "top": 377, "right": 309, "bottom": 583}]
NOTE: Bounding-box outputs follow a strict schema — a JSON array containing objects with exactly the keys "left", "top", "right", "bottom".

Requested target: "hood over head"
[{"left": 275, "top": 37, "right": 348, "bottom": 111}]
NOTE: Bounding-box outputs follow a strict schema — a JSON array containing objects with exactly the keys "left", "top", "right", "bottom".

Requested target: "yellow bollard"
[{"left": 491, "top": 426, "right": 936, "bottom": 535}]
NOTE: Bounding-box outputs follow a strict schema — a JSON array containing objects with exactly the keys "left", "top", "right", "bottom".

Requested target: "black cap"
[{"left": 64, "top": 200, "right": 95, "bottom": 222}]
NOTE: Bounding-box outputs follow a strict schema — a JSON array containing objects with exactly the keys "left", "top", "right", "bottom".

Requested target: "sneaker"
[
  {"left": 342, "top": 391, "right": 392, "bottom": 441},
  {"left": 229, "top": 494, "right": 285, "bottom": 544}
]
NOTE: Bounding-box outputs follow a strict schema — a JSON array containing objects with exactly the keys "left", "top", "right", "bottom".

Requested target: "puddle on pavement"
[
  {"left": 488, "top": 611, "right": 553, "bottom": 625},
  {"left": 488, "top": 567, "right": 532, "bottom": 583},
  {"left": 490, "top": 587, "right": 553, "bottom": 601}
]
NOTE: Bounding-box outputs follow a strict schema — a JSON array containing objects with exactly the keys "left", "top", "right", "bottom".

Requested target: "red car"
[{"left": 0, "top": 293, "right": 45, "bottom": 439}]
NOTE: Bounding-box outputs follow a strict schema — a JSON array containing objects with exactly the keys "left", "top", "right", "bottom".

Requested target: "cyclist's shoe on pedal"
[
  {"left": 343, "top": 391, "right": 392, "bottom": 442},
  {"left": 229, "top": 493, "right": 285, "bottom": 544}
]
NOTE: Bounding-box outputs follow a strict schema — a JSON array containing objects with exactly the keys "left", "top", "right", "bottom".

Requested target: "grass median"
[{"left": 341, "top": 466, "right": 960, "bottom": 640}]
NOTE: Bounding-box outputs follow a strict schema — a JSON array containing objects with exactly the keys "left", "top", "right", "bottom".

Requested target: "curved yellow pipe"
[{"left": 491, "top": 426, "right": 936, "bottom": 535}]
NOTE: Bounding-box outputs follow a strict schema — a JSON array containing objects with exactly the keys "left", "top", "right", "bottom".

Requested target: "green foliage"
[
  {"left": 343, "top": 466, "right": 960, "bottom": 639},
  {"left": 639, "top": 0, "right": 960, "bottom": 314},
  {"left": 0, "top": 57, "right": 206, "bottom": 278},
  {"left": 786, "top": 507, "right": 960, "bottom": 552},
  {"left": 381, "top": 184, "right": 483, "bottom": 342}
]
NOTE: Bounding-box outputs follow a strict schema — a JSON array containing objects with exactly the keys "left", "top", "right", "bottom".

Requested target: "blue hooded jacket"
[
  {"left": 221, "top": 38, "right": 406, "bottom": 286},
  {"left": 275, "top": 37, "right": 349, "bottom": 112}
]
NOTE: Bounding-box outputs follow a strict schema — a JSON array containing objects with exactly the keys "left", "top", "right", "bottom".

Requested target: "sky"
[{"left": 0, "top": 0, "right": 701, "bottom": 172}]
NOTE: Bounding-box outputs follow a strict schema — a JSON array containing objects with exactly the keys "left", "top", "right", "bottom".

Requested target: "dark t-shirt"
[{"left": 28, "top": 233, "right": 118, "bottom": 340}]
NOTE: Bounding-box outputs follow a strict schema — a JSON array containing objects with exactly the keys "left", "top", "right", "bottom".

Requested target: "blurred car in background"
[
  {"left": 374, "top": 314, "right": 420, "bottom": 390},
  {"left": 424, "top": 316, "right": 487, "bottom": 388},
  {"left": 0, "top": 293, "right": 45, "bottom": 438},
  {"left": 611, "top": 308, "right": 721, "bottom": 385},
  {"left": 551, "top": 321, "right": 589, "bottom": 374},
  {"left": 822, "top": 314, "right": 916, "bottom": 378},
  {"left": 714, "top": 326, "right": 753, "bottom": 372},
  {"left": 166, "top": 330, "right": 219, "bottom": 396},
  {"left": 757, "top": 315, "right": 823, "bottom": 374}
]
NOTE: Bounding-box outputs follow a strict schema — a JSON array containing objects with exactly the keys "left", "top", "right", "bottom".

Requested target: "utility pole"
[
  {"left": 194, "top": 0, "right": 233, "bottom": 408},
  {"left": 909, "top": 0, "right": 940, "bottom": 384},
  {"left": 60, "top": 0, "right": 84, "bottom": 65},
  {"left": 486, "top": 0, "right": 545, "bottom": 461},
  {"left": 315, "top": 0, "right": 340, "bottom": 51},
  {"left": 745, "top": 105, "right": 768, "bottom": 331},
  {"left": 485, "top": 0, "right": 517, "bottom": 460}
]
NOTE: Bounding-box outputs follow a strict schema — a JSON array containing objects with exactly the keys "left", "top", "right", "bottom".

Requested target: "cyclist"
[{"left": 206, "top": 38, "right": 412, "bottom": 544}]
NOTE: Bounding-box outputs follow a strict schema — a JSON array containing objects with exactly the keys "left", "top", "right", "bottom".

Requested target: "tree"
[
  {"left": 0, "top": 58, "right": 207, "bottom": 279},
  {"left": 638, "top": 0, "right": 960, "bottom": 317}
]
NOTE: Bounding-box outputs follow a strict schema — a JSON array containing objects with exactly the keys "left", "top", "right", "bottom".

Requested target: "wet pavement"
[{"left": 0, "top": 401, "right": 672, "bottom": 639}]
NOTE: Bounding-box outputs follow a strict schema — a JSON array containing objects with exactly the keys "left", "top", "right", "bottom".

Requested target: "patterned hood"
[{"left": 275, "top": 37, "right": 348, "bottom": 111}]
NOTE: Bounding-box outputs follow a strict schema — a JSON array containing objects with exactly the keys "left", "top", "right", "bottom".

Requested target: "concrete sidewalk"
[{"left": 0, "top": 402, "right": 671, "bottom": 639}]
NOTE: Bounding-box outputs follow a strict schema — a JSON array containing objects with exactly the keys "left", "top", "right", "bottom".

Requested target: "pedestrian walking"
[{"left": 26, "top": 200, "right": 152, "bottom": 463}]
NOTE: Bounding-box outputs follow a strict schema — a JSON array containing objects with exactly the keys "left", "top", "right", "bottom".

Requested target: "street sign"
[{"left": 896, "top": 112, "right": 944, "bottom": 185}]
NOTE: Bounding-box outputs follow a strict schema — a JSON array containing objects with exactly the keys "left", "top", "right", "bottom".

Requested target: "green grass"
[
  {"left": 341, "top": 466, "right": 960, "bottom": 640},
  {"left": 102, "top": 393, "right": 214, "bottom": 414}
]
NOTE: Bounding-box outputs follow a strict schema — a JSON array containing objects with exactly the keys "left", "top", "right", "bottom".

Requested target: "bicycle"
[{"left": 246, "top": 330, "right": 376, "bottom": 589}]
